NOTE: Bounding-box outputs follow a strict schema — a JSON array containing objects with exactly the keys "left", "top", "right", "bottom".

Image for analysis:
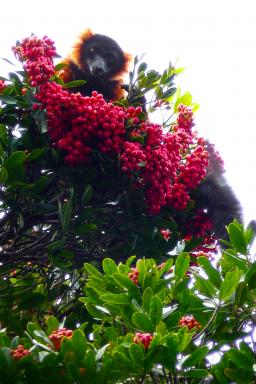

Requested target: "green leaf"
[
  {"left": 185, "top": 369, "right": 209, "bottom": 378},
  {"left": 162, "top": 87, "right": 177, "bottom": 99},
  {"left": 113, "top": 350, "right": 131, "bottom": 366},
  {"left": 245, "top": 262, "right": 256, "bottom": 290},
  {"left": 103, "top": 258, "right": 118, "bottom": 275},
  {"left": 46, "top": 316, "right": 59, "bottom": 334},
  {"left": 100, "top": 293, "right": 130, "bottom": 305},
  {"left": 132, "top": 312, "right": 155, "bottom": 332},
  {"left": 174, "top": 252, "right": 190, "bottom": 280},
  {"left": 239, "top": 342, "right": 255, "bottom": 364},
  {"left": 224, "top": 368, "right": 253, "bottom": 383},
  {"left": 55, "top": 62, "right": 68, "bottom": 71},
  {"left": 137, "top": 62, "right": 148, "bottom": 73},
  {"left": 4, "top": 151, "right": 26, "bottom": 169},
  {"left": 126, "top": 255, "right": 136, "bottom": 267},
  {"left": 10, "top": 336, "right": 20, "bottom": 349},
  {"left": 182, "top": 346, "right": 209, "bottom": 368},
  {"left": 174, "top": 91, "right": 193, "bottom": 111},
  {"left": 165, "top": 311, "right": 182, "bottom": 329},
  {"left": 222, "top": 249, "right": 247, "bottom": 272},
  {"left": 144, "top": 346, "right": 163, "bottom": 370},
  {"left": 198, "top": 256, "right": 222, "bottom": 288},
  {"left": 227, "top": 223, "right": 247, "bottom": 254},
  {"left": 142, "top": 287, "right": 154, "bottom": 313},
  {"left": 72, "top": 329, "right": 87, "bottom": 360},
  {"left": 219, "top": 268, "right": 242, "bottom": 302},
  {"left": 6, "top": 164, "right": 25, "bottom": 183},
  {"left": 194, "top": 275, "right": 216, "bottom": 297},
  {"left": 162, "top": 334, "right": 177, "bottom": 370},
  {"left": 74, "top": 223, "right": 97, "bottom": 235},
  {"left": 0, "top": 332, "right": 10, "bottom": 348},
  {"left": 0, "top": 348, "right": 13, "bottom": 373},
  {"left": 149, "top": 296, "right": 163, "bottom": 326},
  {"left": 244, "top": 221, "right": 256, "bottom": 246},
  {"left": 226, "top": 348, "right": 253, "bottom": 371},
  {"left": 0, "top": 166, "right": 8, "bottom": 183},
  {"left": 58, "top": 200, "right": 71, "bottom": 231},
  {"left": 112, "top": 273, "right": 141, "bottom": 300},
  {"left": 66, "top": 362, "right": 80, "bottom": 381},
  {"left": 0, "top": 124, "right": 7, "bottom": 145},
  {"left": 235, "top": 281, "right": 248, "bottom": 306},
  {"left": 137, "top": 259, "right": 146, "bottom": 287},
  {"left": 176, "top": 327, "right": 193, "bottom": 352},
  {"left": 63, "top": 80, "right": 87, "bottom": 88},
  {"left": 26, "top": 148, "right": 45, "bottom": 162},
  {"left": 85, "top": 303, "right": 106, "bottom": 319},
  {"left": 214, "top": 369, "right": 229, "bottom": 383},
  {"left": 0, "top": 95, "right": 17, "bottom": 104},
  {"left": 20, "top": 292, "right": 45, "bottom": 309},
  {"left": 83, "top": 185, "right": 93, "bottom": 203},
  {"left": 84, "top": 349, "right": 96, "bottom": 370},
  {"left": 129, "top": 343, "right": 144, "bottom": 365},
  {"left": 84, "top": 263, "right": 103, "bottom": 278},
  {"left": 33, "top": 330, "right": 50, "bottom": 344}
]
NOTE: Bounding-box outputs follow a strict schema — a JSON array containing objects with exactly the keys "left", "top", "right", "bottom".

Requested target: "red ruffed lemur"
[
  {"left": 58, "top": 30, "right": 253, "bottom": 241},
  {"left": 58, "top": 29, "right": 131, "bottom": 101}
]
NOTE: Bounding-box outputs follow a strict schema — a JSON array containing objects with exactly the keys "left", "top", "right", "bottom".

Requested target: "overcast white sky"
[{"left": 1, "top": 0, "right": 256, "bottom": 226}]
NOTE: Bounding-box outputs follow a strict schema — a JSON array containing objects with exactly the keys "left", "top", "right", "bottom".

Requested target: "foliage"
[
  {"left": 0, "top": 221, "right": 255, "bottom": 383},
  {"left": 0, "top": 35, "right": 255, "bottom": 383},
  {"left": 0, "top": 35, "right": 214, "bottom": 273}
]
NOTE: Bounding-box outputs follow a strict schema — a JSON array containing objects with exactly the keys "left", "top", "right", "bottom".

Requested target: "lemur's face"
[{"left": 81, "top": 34, "right": 125, "bottom": 79}]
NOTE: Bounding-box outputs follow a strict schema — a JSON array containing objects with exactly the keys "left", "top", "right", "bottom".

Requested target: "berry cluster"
[
  {"left": 36, "top": 82, "right": 142, "bottom": 166},
  {"left": 11, "top": 345, "right": 30, "bottom": 360},
  {"left": 13, "top": 36, "right": 56, "bottom": 87},
  {"left": 179, "top": 315, "right": 201, "bottom": 330},
  {"left": 178, "top": 146, "right": 208, "bottom": 189},
  {"left": 16, "top": 35, "right": 210, "bottom": 217},
  {"left": 128, "top": 267, "right": 139, "bottom": 285},
  {"left": 167, "top": 182, "right": 190, "bottom": 210},
  {"left": 121, "top": 108, "right": 208, "bottom": 213},
  {"left": 185, "top": 210, "right": 214, "bottom": 239},
  {"left": 49, "top": 328, "right": 73, "bottom": 351},
  {"left": 0, "top": 80, "right": 6, "bottom": 93},
  {"left": 133, "top": 332, "right": 153, "bottom": 349}
]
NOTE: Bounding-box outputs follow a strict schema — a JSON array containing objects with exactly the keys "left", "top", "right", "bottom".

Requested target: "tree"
[{"left": 0, "top": 35, "right": 255, "bottom": 383}]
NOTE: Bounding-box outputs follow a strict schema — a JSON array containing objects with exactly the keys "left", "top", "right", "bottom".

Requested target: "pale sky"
[{"left": 1, "top": 0, "right": 256, "bottom": 226}]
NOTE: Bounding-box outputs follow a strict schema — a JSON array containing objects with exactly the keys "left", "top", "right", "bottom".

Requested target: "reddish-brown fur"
[{"left": 57, "top": 29, "right": 131, "bottom": 101}]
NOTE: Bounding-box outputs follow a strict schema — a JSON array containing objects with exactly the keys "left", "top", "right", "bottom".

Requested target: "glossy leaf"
[
  {"left": 100, "top": 293, "right": 130, "bottom": 305},
  {"left": 219, "top": 268, "right": 242, "bottom": 302},
  {"left": 182, "top": 346, "right": 209, "bottom": 368},
  {"left": 174, "top": 252, "right": 190, "bottom": 280},
  {"left": 4, "top": 151, "right": 26, "bottom": 169},
  {"left": 227, "top": 223, "right": 247, "bottom": 254},
  {"left": 198, "top": 256, "right": 222, "bottom": 288},
  {"left": 132, "top": 312, "right": 155, "bottom": 332}
]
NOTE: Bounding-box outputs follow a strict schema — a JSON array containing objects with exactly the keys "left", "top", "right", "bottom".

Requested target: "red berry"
[
  {"left": 49, "top": 328, "right": 73, "bottom": 351},
  {"left": 179, "top": 315, "right": 201, "bottom": 330},
  {"left": 134, "top": 332, "right": 153, "bottom": 349},
  {"left": 11, "top": 345, "right": 31, "bottom": 360}
]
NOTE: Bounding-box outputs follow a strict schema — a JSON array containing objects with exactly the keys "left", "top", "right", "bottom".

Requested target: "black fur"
[
  {"left": 66, "top": 34, "right": 126, "bottom": 100},
  {"left": 192, "top": 173, "right": 242, "bottom": 240},
  {"left": 189, "top": 140, "right": 243, "bottom": 240}
]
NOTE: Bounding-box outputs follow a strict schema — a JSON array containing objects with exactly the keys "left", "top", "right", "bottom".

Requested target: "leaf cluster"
[{"left": 0, "top": 222, "right": 255, "bottom": 383}]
